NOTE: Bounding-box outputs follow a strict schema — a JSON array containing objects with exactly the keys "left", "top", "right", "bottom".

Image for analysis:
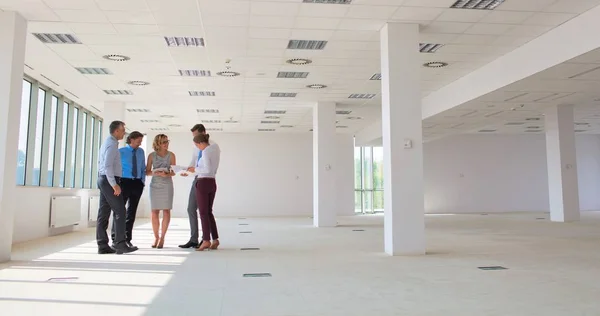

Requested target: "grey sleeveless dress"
[{"left": 149, "top": 151, "right": 174, "bottom": 210}]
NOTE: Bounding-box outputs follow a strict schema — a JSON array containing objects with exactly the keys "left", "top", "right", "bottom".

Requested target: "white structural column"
[
  {"left": 0, "top": 11, "right": 27, "bottom": 262},
  {"left": 313, "top": 101, "right": 337, "bottom": 227},
  {"left": 103, "top": 102, "right": 126, "bottom": 147},
  {"left": 380, "top": 23, "right": 425, "bottom": 255},
  {"left": 545, "top": 104, "right": 580, "bottom": 222}
]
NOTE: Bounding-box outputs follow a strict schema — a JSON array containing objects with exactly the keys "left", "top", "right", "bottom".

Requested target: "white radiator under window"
[
  {"left": 50, "top": 196, "right": 82, "bottom": 228},
  {"left": 89, "top": 196, "right": 99, "bottom": 222}
]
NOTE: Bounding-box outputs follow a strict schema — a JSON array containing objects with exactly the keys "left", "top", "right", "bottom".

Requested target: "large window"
[
  {"left": 354, "top": 146, "right": 384, "bottom": 214},
  {"left": 15, "top": 76, "right": 103, "bottom": 189},
  {"left": 16, "top": 80, "right": 32, "bottom": 185}
]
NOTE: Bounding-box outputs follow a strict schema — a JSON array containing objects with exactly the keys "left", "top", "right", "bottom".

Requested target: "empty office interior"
[{"left": 1, "top": 0, "right": 600, "bottom": 315}]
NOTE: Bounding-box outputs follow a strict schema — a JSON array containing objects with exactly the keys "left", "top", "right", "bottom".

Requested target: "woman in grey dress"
[{"left": 145, "top": 134, "right": 176, "bottom": 248}]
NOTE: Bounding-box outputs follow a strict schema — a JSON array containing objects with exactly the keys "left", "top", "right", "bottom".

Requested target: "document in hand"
[{"left": 170, "top": 165, "right": 188, "bottom": 173}]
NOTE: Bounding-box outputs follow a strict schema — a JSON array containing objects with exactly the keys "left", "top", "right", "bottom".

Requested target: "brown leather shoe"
[
  {"left": 196, "top": 241, "right": 211, "bottom": 251},
  {"left": 210, "top": 240, "right": 220, "bottom": 250}
]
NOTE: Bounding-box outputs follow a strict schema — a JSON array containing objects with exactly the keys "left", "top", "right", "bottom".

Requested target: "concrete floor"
[{"left": 1, "top": 212, "right": 600, "bottom": 316}]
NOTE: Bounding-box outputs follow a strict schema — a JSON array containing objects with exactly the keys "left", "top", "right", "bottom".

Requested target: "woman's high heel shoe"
[
  {"left": 196, "top": 241, "right": 211, "bottom": 251},
  {"left": 157, "top": 238, "right": 165, "bottom": 249},
  {"left": 152, "top": 239, "right": 159, "bottom": 248},
  {"left": 210, "top": 240, "right": 220, "bottom": 250}
]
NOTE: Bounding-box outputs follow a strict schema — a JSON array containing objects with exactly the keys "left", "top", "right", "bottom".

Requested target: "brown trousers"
[{"left": 195, "top": 178, "right": 218, "bottom": 241}]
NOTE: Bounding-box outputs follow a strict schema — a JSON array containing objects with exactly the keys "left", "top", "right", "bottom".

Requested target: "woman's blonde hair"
[{"left": 152, "top": 134, "right": 168, "bottom": 151}]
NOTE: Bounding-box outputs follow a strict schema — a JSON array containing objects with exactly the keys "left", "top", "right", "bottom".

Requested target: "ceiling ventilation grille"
[
  {"left": 336, "top": 125, "right": 348, "bottom": 128},
  {"left": 164, "top": 36, "right": 205, "bottom": 47},
  {"left": 419, "top": 43, "right": 444, "bottom": 53},
  {"left": 478, "top": 129, "right": 496, "bottom": 133},
  {"left": 258, "top": 129, "right": 275, "bottom": 132},
  {"left": 150, "top": 128, "right": 169, "bottom": 131},
  {"left": 261, "top": 120, "right": 280, "bottom": 124},
  {"left": 33, "top": 33, "right": 81, "bottom": 44},
  {"left": 127, "top": 108, "right": 150, "bottom": 113},
  {"left": 207, "top": 128, "right": 223, "bottom": 131},
  {"left": 76, "top": 67, "right": 112, "bottom": 75},
  {"left": 505, "top": 122, "right": 524, "bottom": 126},
  {"left": 348, "top": 93, "right": 376, "bottom": 99},
  {"left": 450, "top": 0, "right": 505, "bottom": 10},
  {"left": 287, "top": 40, "right": 328, "bottom": 50},
  {"left": 179, "top": 69, "right": 211, "bottom": 77},
  {"left": 370, "top": 73, "right": 381, "bottom": 80},
  {"left": 336, "top": 110, "right": 352, "bottom": 115},
  {"left": 303, "top": 0, "right": 352, "bottom": 3},
  {"left": 197, "top": 109, "right": 219, "bottom": 113},
  {"left": 270, "top": 92, "right": 297, "bottom": 97},
  {"left": 202, "top": 119, "right": 221, "bottom": 123},
  {"left": 189, "top": 91, "right": 216, "bottom": 96},
  {"left": 277, "top": 71, "right": 309, "bottom": 78},
  {"left": 140, "top": 119, "right": 159, "bottom": 123},
  {"left": 264, "top": 110, "right": 286, "bottom": 115},
  {"left": 104, "top": 90, "right": 133, "bottom": 95},
  {"left": 281, "top": 125, "right": 294, "bottom": 128},
  {"left": 525, "top": 117, "right": 541, "bottom": 121}
]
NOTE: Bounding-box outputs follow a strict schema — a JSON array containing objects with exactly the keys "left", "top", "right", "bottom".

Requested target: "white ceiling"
[{"left": 2, "top": 0, "right": 599, "bottom": 134}]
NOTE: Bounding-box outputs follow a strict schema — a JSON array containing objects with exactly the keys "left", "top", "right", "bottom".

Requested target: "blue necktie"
[
  {"left": 197, "top": 150, "right": 202, "bottom": 165},
  {"left": 132, "top": 149, "right": 138, "bottom": 178}
]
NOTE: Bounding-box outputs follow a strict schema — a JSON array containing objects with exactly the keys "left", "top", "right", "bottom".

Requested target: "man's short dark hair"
[
  {"left": 126, "top": 131, "right": 144, "bottom": 144},
  {"left": 109, "top": 120, "right": 125, "bottom": 134},
  {"left": 190, "top": 124, "right": 206, "bottom": 133}
]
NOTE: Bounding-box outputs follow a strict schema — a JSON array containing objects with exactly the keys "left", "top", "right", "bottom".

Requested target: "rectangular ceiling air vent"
[
  {"left": 478, "top": 129, "right": 496, "bottom": 133},
  {"left": 420, "top": 43, "right": 444, "bottom": 53},
  {"left": 140, "top": 119, "right": 159, "bottom": 123},
  {"left": 258, "top": 129, "right": 275, "bottom": 132},
  {"left": 179, "top": 69, "right": 211, "bottom": 77},
  {"left": 33, "top": 33, "right": 82, "bottom": 44},
  {"left": 189, "top": 91, "right": 216, "bottom": 96},
  {"left": 336, "top": 110, "right": 352, "bottom": 115},
  {"left": 77, "top": 67, "right": 112, "bottom": 75},
  {"left": 527, "top": 126, "right": 540, "bottom": 129},
  {"left": 270, "top": 92, "right": 297, "bottom": 97},
  {"left": 264, "top": 116, "right": 280, "bottom": 119},
  {"left": 261, "top": 120, "right": 280, "bottom": 124},
  {"left": 164, "top": 36, "right": 205, "bottom": 47},
  {"left": 277, "top": 71, "right": 309, "bottom": 78},
  {"left": 264, "top": 110, "right": 287, "bottom": 115},
  {"left": 336, "top": 125, "right": 348, "bottom": 128},
  {"left": 197, "top": 109, "right": 219, "bottom": 113},
  {"left": 287, "top": 40, "right": 328, "bottom": 50},
  {"left": 505, "top": 122, "right": 524, "bottom": 126},
  {"left": 303, "top": 0, "right": 352, "bottom": 4},
  {"left": 369, "top": 73, "right": 381, "bottom": 80},
  {"left": 450, "top": 0, "right": 506, "bottom": 10},
  {"left": 224, "top": 120, "right": 239, "bottom": 123},
  {"left": 104, "top": 90, "right": 132, "bottom": 95},
  {"left": 575, "top": 130, "right": 586, "bottom": 133},
  {"left": 525, "top": 117, "right": 541, "bottom": 121},
  {"left": 281, "top": 125, "right": 294, "bottom": 128},
  {"left": 127, "top": 108, "right": 150, "bottom": 113},
  {"left": 526, "top": 130, "right": 541, "bottom": 132},
  {"left": 348, "top": 93, "right": 376, "bottom": 99},
  {"left": 150, "top": 128, "right": 169, "bottom": 131},
  {"left": 207, "top": 128, "right": 223, "bottom": 131},
  {"left": 575, "top": 122, "right": 590, "bottom": 126},
  {"left": 202, "top": 119, "right": 221, "bottom": 123}
]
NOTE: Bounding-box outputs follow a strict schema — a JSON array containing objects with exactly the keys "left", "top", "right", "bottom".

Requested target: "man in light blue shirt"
[
  {"left": 110, "top": 131, "right": 145, "bottom": 248},
  {"left": 97, "top": 121, "right": 138, "bottom": 255}
]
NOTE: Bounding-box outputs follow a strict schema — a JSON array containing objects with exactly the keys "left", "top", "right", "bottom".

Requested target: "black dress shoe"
[
  {"left": 178, "top": 241, "right": 199, "bottom": 249},
  {"left": 114, "top": 242, "right": 139, "bottom": 254},
  {"left": 126, "top": 241, "right": 138, "bottom": 250},
  {"left": 98, "top": 247, "right": 116, "bottom": 254}
]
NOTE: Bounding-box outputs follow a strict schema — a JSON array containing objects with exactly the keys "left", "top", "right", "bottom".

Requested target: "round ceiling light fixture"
[
  {"left": 423, "top": 61, "right": 448, "bottom": 68},
  {"left": 128, "top": 80, "right": 150, "bottom": 86},
  {"left": 286, "top": 58, "right": 312, "bottom": 65},
  {"left": 103, "top": 54, "right": 131, "bottom": 62},
  {"left": 306, "top": 84, "right": 327, "bottom": 89},
  {"left": 216, "top": 71, "right": 240, "bottom": 77}
]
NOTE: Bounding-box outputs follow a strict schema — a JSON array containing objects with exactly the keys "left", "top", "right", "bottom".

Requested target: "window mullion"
[
  {"left": 83, "top": 114, "right": 92, "bottom": 188},
  {"left": 24, "top": 84, "right": 39, "bottom": 186},
  {"left": 52, "top": 96, "right": 65, "bottom": 186},
  {"left": 39, "top": 90, "right": 52, "bottom": 187}
]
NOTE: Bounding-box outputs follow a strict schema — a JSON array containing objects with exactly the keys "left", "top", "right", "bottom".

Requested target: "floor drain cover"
[
  {"left": 241, "top": 248, "right": 260, "bottom": 251},
  {"left": 478, "top": 266, "right": 507, "bottom": 271},
  {"left": 243, "top": 273, "right": 271, "bottom": 278},
  {"left": 239, "top": 231, "right": 252, "bottom": 234}
]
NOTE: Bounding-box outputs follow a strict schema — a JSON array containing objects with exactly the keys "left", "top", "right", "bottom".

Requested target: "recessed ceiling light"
[
  {"left": 287, "top": 40, "right": 328, "bottom": 50},
  {"left": 164, "top": 36, "right": 205, "bottom": 47},
  {"left": 216, "top": 71, "right": 240, "bottom": 77},
  {"left": 423, "top": 62, "right": 448, "bottom": 68},
  {"left": 451, "top": 0, "right": 505, "bottom": 10},
  {"left": 33, "top": 33, "right": 81, "bottom": 44},
  {"left": 306, "top": 84, "right": 327, "bottom": 89},
  {"left": 286, "top": 58, "right": 312, "bottom": 65},
  {"left": 419, "top": 43, "right": 444, "bottom": 53},
  {"left": 128, "top": 80, "right": 150, "bottom": 86},
  {"left": 103, "top": 54, "right": 130, "bottom": 62}
]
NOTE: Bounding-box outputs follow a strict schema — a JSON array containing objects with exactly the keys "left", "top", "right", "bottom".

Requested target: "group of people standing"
[{"left": 96, "top": 121, "right": 221, "bottom": 254}]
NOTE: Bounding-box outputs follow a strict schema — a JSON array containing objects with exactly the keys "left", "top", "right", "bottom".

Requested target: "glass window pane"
[
  {"left": 362, "top": 190, "right": 373, "bottom": 214},
  {"left": 98, "top": 120, "right": 103, "bottom": 151},
  {"left": 79, "top": 112, "right": 88, "bottom": 187},
  {"left": 373, "top": 147, "right": 383, "bottom": 190},
  {"left": 59, "top": 102, "right": 69, "bottom": 187},
  {"left": 88, "top": 116, "right": 95, "bottom": 188},
  {"left": 373, "top": 190, "right": 384, "bottom": 213},
  {"left": 70, "top": 107, "right": 79, "bottom": 188},
  {"left": 32, "top": 88, "right": 46, "bottom": 186},
  {"left": 355, "top": 190, "right": 362, "bottom": 213},
  {"left": 354, "top": 146, "right": 362, "bottom": 190},
  {"left": 362, "top": 147, "right": 373, "bottom": 190},
  {"left": 46, "top": 96, "right": 58, "bottom": 186},
  {"left": 16, "top": 80, "right": 32, "bottom": 185}
]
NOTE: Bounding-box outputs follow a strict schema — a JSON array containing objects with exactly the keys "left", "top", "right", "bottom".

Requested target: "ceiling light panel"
[
  {"left": 270, "top": 92, "right": 297, "bottom": 97},
  {"left": 287, "top": 40, "right": 328, "bottom": 50},
  {"left": 179, "top": 69, "right": 211, "bottom": 77},
  {"left": 104, "top": 90, "right": 133, "bottom": 95},
  {"left": 450, "top": 0, "right": 506, "bottom": 10},
  {"left": 76, "top": 67, "right": 112, "bottom": 75},
  {"left": 189, "top": 91, "right": 216, "bottom": 96},
  {"left": 277, "top": 72, "right": 309, "bottom": 78},
  {"left": 348, "top": 93, "right": 376, "bottom": 99},
  {"left": 164, "top": 36, "right": 205, "bottom": 47},
  {"left": 33, "top": 33, "right": 81, "bottom": 44}
]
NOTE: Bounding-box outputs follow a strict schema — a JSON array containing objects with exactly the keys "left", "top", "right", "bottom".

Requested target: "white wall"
[
  {"left": 424, "top": 134, "right": 600, "bottom": 213},
  {"left": 140, "top": 132, "right": 355, "bottom": 218},
  {"left": 12, "top": 187, "right": 98, "bottom": 243}
]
